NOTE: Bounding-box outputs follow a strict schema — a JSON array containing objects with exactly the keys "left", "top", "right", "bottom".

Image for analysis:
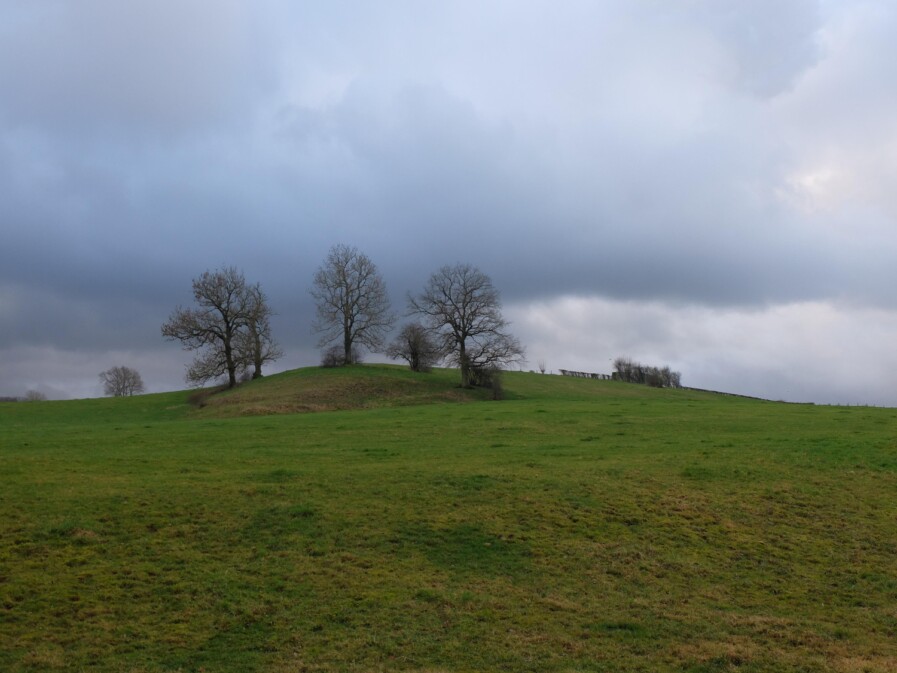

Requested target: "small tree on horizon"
[{"left": 99, "top": 366, "right": 145, "bottom": 397}]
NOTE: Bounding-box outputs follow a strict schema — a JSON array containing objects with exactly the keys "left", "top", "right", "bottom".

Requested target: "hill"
[
  {"left": 188, "top": 365, "right": 495, "bottom": 417},
  {"left": 184, "top": 364, "right": 730, "bottom": 418},
  {"left": 1, "top": 366, "right": 896, "bottom": 672}
]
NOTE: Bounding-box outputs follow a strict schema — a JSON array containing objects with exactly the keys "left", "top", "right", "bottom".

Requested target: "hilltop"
[{"left": 188, "top": 365, "right": 495, "bottom": 417}]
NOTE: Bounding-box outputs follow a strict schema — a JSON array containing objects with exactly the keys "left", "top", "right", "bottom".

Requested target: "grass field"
[{"left": 2, "top": 365, "right": 896, "bottom": 672}]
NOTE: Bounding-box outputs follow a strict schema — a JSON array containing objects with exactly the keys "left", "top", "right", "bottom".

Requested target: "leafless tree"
[
  {"left": 310, "top": 244, "right": 395, "bottom": 366},
  {"left": 408, "top": 263, "right": 524, "bottom": 387},
  {"left": 162, "top": 267, "right": 281, "bottom": 388},
  {"left": 99, "top": 366, "right": 145, "bottom": 397},
  {"left": 538, "top": 360, "right": 547, "bottom": 375},
  {"left": 237, "top": 284, "right": 283, "bottom": 380},
  {"left": 320, "top": 344, "right": 362, "bottom": 368},
  {"left": 386, "top": 322, "right": 443, "bottom": 372},
  {"left": 23, "top": 390, "right": 47, "bottom": 402}
]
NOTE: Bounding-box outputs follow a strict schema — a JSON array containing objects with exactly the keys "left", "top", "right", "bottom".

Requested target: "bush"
[
  {"left": 386, "top": 322, "right": 443, "bottom": 372},
  {"left": 320, "top": 346, "right": 343, "bottom": 368},
  {"left": 468, "top": 365, "right": 504, "bottom": 400},
  {"left": 612, "top": 358, "right": 681, "bottom": 388},
  {"left": 321, "top": 345, "right": 363, "bottom": 368}
]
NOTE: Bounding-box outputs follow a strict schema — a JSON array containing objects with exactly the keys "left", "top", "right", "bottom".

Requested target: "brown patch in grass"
[
  {"left": 670, "top": 636, "right": 760, "bottom": 666},
  {"left": 833, "top": 655, "right": 897, "bottom": 673},
  {"left": 193, "top": 367, "right": 480, "bottom": 418},
  {"left": 21, "top": 645, "right": 66, "bottom": 668}
]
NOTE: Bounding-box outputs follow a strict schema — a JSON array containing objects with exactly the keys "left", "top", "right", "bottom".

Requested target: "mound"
[{"left": 190, "top": 364, "right": 490, "bottom": 418}]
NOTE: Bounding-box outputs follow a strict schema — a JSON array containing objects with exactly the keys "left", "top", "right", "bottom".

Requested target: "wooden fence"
[{"left": 558, "top": 369, "right": 612, "bottom": 380}]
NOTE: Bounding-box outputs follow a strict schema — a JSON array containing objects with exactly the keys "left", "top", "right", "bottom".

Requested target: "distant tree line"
[
  {"left": 559, "top": 370, "right": 612, "bottom": 380},
  {"left": 612, "top": 357, "right": 681, "bottom": 388},
  {"left": 0, "top": 391, "right": 46, "bottom": 402}
]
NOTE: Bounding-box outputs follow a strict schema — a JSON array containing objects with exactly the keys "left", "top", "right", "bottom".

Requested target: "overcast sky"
[{"left": 2, "top": 0, "right": 896, "bottom": 405}]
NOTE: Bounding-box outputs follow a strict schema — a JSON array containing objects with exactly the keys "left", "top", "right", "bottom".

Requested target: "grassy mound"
[
  {"left": 189, "top": 365, "right": 493, "bottom": 417},
  {"left": 2, "top": 367, "right": 896, "bottom": 672}
]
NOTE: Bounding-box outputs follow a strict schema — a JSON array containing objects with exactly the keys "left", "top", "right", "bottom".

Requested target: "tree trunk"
[
  {"left": 459, "top": 346, "right": 471, "bottom": 387},
  {"left": 224, "top": 339, "right": 237, "bottom": 388},
  {"left": 253, "top": 333, "right": 263, "bottom": 378}
]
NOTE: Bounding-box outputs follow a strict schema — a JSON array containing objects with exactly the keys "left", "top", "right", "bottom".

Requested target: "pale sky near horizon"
[{"left": 2, "top": 0, "right": 897, "bottom": 405}]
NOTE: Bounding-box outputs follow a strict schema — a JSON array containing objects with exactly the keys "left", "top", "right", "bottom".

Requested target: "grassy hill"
[{"left": 2, "top": 365, "right": 896, "bottom": 672}]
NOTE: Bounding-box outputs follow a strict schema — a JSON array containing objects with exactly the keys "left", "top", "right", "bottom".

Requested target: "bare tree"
[
  {"left": 99, "top": 366, "right": 145, "bottom": 397},
  {"left": 310, "top": 244, "right": 395, "bottom": 366},
  {"left": 386, "top": 322, "right": 443, "bottom": 372},
  {"left": 23, "top": 390, "right": 47, "bottom": 402},
  {"left": 237, "top": 284, "right": 283, "bottom": 380},
  {"left": 162, "top": 267, "right": 281, "bottom": 388},
  {"left": 538, "top": 360, "right": 547, "bottom": 375},
  {"left": 409, "top": 263, "right": 524, "bottom": 387},
  {"left": 612, "top": 357, "right": 681, "bottom": 388}
]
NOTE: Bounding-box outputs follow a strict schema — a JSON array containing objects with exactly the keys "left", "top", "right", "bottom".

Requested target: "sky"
[{"left": 2, "top": 0, "right": 896, "bottom": 405}]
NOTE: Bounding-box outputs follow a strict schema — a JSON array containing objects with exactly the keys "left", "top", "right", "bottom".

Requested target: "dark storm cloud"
[{"left": 266, "top": 75, "right": 878, "bottom": 308}]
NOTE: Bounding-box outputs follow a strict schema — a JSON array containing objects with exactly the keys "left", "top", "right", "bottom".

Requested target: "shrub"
[{"left": 320, "top": 345, "right": 363, "bottom": 368}]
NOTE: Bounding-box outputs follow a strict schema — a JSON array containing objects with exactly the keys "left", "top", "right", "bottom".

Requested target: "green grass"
[{"left": 1, "top": 365, "right": 896, "bottom": 672}]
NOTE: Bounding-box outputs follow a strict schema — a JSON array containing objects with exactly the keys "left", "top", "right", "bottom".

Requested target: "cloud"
[
  {"left": 693, "top": 0, "right": 823, "bottom": 97},
  {"left": 508, "top": 296, "right": 897, "bottom": 406},
  {"left": 0, "top": 0, "right": 267, "bottom": 137}
]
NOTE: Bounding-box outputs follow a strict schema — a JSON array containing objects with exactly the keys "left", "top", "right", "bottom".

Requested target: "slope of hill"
[{"left": 2, "top": 366, "right": 896, "bottom": 672}]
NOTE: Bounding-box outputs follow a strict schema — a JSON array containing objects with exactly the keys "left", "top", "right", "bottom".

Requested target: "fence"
[{"left": 558, "top": 369, "right": 612, "bottom": 380}]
